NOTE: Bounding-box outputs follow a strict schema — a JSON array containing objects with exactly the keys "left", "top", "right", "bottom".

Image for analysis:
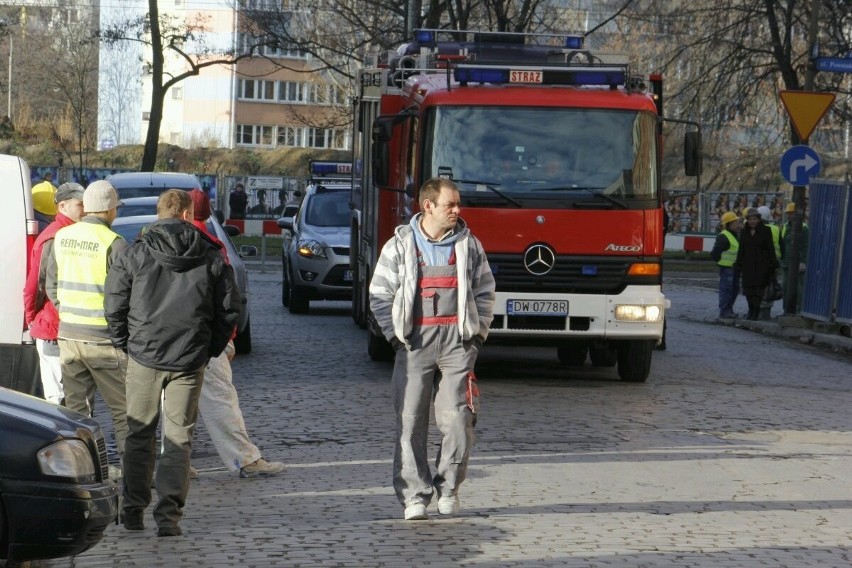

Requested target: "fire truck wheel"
[
  {"left": 367, "top": 330, "right": 394, "bottom": 362},
  {"left": 616, "top": 340, "right": 653, "bottom": 382},
  {"left": 557, "top": 345, "right": 587, "bottom": 366},
  {"left": 589, "top": 345, "right": 617, "bottom": 367},
  {"left": 351, "top": 264, "right": 366, "bottom": 328}
]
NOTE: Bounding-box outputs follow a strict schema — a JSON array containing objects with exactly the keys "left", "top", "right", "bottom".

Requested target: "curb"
[{"left": 687, "top": 314, "right": 852, "bottom": 355}]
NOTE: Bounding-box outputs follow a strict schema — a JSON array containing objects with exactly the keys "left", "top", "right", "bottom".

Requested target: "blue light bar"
[
  {"left": 454, "top": 65, "right": 626, "bottom": 87},
  {"left": 310, "top": 161, "right": 351, "bottom": 175},
  {"left": 454, "top": 67, "right": 510, "bottom": 84},
  {"left": 414, "top": 29, "right": 436, "bottom": 45},
  {"left": 565, "top": 35, "right": 583, "bottom": 49},
  {"left": 570, "top": 69, "right": 626, "bottom": 86}
]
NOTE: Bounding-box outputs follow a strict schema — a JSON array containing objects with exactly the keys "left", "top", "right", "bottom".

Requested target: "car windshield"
[
  {"left": 304, "top": 190, "right": 349, "bottom": 227},
  {"left": 422, "top": 106, "right": 658, "bottom": 205},
  {"left": 117, "top": 204, "right": 156, "bottom": 217},
  {"left": 112, "top": 222, "right": 151, "bottom": 242}
]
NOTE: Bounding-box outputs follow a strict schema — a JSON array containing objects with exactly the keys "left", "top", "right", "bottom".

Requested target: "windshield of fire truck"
[{"left": 423, "top": 107, "right": 658, "bottom": 206}]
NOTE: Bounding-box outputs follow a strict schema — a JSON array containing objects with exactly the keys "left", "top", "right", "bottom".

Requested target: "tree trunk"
[
  {"left": 141, "top": 88, "right": 165, "bottom": 171},
  {"left": 141, "top": 0, "right": 164, "bottom": 172}
]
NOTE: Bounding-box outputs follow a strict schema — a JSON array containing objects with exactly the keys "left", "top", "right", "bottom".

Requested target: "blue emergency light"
[
  {"left": 565, "top": 35, "right": 583, "bottom": 49},
  {"left": 454, "top": 67, "right": 510, "bottom": 84},
  {"left": 414, "top": 29, "right": 436, "bottom": 45}
]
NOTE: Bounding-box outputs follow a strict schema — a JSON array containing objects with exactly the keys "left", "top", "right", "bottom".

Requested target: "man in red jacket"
[{"left": 23, "top": 182, "right": 85, "bottom": 404}]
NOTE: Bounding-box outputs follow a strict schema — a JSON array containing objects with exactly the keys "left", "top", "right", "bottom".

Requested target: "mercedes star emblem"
[{"left": 523, "top": 244, "right": 556, "bottom": 276}]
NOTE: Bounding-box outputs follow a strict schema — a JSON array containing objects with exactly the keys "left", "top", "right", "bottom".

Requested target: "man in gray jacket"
[{"left": 369, "top": 177, "right": 495, "bottom": 521}]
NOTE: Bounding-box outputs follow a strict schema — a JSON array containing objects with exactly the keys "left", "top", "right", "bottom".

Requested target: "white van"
[{"left": 0, "top": 154, "right": 40, "bottom": 394}]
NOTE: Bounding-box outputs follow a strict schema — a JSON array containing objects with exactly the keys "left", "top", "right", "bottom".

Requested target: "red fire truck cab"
[{"left": 350, "top": 29, "right": 699, "bottom": 382}]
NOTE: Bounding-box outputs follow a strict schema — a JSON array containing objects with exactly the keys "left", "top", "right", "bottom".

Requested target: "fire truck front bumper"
[{"left": 487, "top": 286, "right": 669, "bottom": 342}]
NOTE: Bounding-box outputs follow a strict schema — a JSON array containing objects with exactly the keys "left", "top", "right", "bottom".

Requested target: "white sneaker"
[
  {"left": 437, "top": 495, "right": 459, "bottom": 515},
  {"left": 403, "top": 503, "right": 428, "bottom": 520}
]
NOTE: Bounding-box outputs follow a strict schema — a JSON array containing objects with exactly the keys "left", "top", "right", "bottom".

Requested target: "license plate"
[
  {"left": 343, "top": 270, "right": 353, "bottom": 282},
  {"left": 507, "top": 299, "right": 568, "bottom": 316}
]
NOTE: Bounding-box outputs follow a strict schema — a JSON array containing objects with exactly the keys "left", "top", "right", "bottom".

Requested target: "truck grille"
[
  {"left": 96, "top": 435, "right": 109, "bottom": 482},
  {"left": 488, "top": 254, "right": 651, "bottom": 294}
]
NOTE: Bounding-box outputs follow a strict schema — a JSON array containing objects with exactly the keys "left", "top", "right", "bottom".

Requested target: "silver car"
[
  {"left": 277, "top": 184, "right": 351, "bottom": 313},
  {"left": 111, "top": 210, "right": 256, "bottom": 354}
]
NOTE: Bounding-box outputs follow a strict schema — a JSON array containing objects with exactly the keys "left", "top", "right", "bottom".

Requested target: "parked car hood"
[
  {"left": 0, "top": 386, "right": 97, "bottom": 440},
  {"left": 300, "top": 224, "right": 349, "bottom": 248}
]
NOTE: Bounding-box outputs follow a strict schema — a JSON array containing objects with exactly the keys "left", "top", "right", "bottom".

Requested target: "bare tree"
[
  {"left": 99, "top": 0, "right": 269, "bottom": 171},
  {"left": 609, "top": 0, "right": 851, "bottom": 188}
]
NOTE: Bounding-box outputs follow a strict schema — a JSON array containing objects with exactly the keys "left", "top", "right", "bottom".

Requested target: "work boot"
[{"left": 239, "top": 458, "right": 285, "bottom": 478}]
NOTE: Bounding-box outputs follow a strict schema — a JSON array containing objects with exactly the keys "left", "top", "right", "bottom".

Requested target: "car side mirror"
[
  {"left": 223, "top": 224, "right": 240, "bottom": 237},
  {"left": 277, "top": 217, "right": 294, "bottom": 230},
  {"left": 239, "top": 245, "right": 258, "bottom": 258},
  {"left": 684, "top": 131, "right": 702, "bottom": 177}
]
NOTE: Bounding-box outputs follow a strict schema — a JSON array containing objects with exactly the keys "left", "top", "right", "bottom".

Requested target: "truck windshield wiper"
[
  {"left": 537, "top": 186, "right": 628, "bottom": 209},
  {"left": 452, "top": 179, "right": 523, "bottom": 208}
]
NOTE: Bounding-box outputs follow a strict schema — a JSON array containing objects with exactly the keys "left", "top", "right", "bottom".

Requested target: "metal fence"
[{"left": 802, "top": 178, "right": 852, "bottom": 323}]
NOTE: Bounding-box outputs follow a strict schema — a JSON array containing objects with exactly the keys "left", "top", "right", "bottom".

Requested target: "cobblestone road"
[{"left": 36, "top": 270, "right": 852, "bottom": 568}]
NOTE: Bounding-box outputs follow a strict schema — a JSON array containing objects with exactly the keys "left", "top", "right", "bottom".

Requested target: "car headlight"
[
  {"left": 37, "top": 439, "right": 97, "bottom": 481},
  {"left": 297, "top": 240, "right": 327, "bottom": 259},
  {"left": 614, "top": 304, "right": 663, "bottom": 322}
]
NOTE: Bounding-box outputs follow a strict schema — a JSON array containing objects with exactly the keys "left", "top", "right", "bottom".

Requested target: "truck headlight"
[
  {"left": 297, "top": 240, "right": 327, "bottom": 259},
  {"left": 37, "top": 439, "right": 96, "bottom": 481},
  {"left": 614, "top": 304, "right": 663, "bottom": 322}
]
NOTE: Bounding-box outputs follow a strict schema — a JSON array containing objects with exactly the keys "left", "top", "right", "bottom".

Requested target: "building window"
[
  {"left": 236, "top": 124, "right": 274, "bottom": 147},
  {"left": 307, "top": 127, "right": 328, "bottom": 148},
  {"left": 238, "top": 79, "right": 275, "bottom": 101},
  {"left": 172, "top": 86, "right": 183, "bottom": 100},
  {"left": 278, "top": 81, "right": 306, "bottom": 103},
  {"left": 278, "top": 126, "right": 304, "bottom": 147}
]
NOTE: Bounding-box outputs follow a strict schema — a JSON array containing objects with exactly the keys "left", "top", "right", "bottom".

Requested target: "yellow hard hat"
[
  {"left": 32, "top": 180, "right": 58, "bottom": 216},
  {"left": 720, "top": 211, "right": 738, "bottom": 226},
  {"left": 740, "top": 207, "right": 751, "bottom": 218},
  {"left": 785, "top": 202, "right": 795, "bottom": 213}
]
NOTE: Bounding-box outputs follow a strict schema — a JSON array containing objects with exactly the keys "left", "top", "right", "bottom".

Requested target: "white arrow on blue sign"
[{"left": 780, "top": 145, "right": 821, "bottom": 186}]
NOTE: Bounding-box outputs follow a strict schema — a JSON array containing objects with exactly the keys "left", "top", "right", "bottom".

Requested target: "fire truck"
[{"left": 350, "top": 29, "right": 699, "bottom": 382}]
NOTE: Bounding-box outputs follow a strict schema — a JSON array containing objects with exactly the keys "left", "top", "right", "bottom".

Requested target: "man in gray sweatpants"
[{"left": 369, "top": 177, "right": 495, "bottom": 521}]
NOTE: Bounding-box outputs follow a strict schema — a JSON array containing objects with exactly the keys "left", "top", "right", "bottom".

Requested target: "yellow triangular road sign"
[{"left": 779, "top": 91, "right": 835, "bottom": 142}]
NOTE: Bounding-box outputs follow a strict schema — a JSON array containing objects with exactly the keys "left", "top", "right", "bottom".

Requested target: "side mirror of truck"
[
  {"left": 684, "top": 131, "right": 702, "bottom": 177},
  {"left": 371, "top": 116, "right": 395, "bottom": 187}
]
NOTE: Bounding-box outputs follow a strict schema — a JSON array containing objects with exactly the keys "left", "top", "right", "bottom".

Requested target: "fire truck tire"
[
  {"left": 589, "top": 345, "right": 617, "bottom": 367},
  {"left": 616, "top": 340, "right": 653, "bottom": 382},
  {"left": 368, "top": 330, "right": 394, "bottom": 362},
  {"left": 352, "top": 265, "right": 367, "bottom": 328},
  {"left": 557, "top": 345, "right": 587, "bottom": 366}
]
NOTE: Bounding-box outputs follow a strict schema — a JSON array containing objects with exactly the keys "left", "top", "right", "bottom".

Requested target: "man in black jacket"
[{"left": 105, "top": 189, "right": 241, "bottom": 537}]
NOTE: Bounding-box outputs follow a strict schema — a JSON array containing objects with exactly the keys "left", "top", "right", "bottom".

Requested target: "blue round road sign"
[{"left": 780, "top": 145, "right": 821, "bottom": 186}]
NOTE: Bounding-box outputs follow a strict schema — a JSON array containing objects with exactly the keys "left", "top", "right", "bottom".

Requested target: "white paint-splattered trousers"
[
  {"left": 198, "top": 351, "right": 262, "bottom": 471},
  {"left": 392, "top": 325, "right": 480, "bottom": 508},
  {"left": 36, "top": 338, "right": 64, "bottom": 405}
]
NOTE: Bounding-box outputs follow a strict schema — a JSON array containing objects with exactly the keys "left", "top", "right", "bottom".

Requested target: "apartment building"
[{"left": 98, "top": 0, "right": 349, "bottom": 151}]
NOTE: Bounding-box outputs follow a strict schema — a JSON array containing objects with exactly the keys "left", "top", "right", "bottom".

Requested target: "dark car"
[
  {"left": 106, "top": 172, "right": 202, "bottom": 199},
  {"left": 111, "top": 210, "right": 257, "bottom": 354},
  {"left": 0, "top": 387, "right": 118, "bottom": 562}
]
